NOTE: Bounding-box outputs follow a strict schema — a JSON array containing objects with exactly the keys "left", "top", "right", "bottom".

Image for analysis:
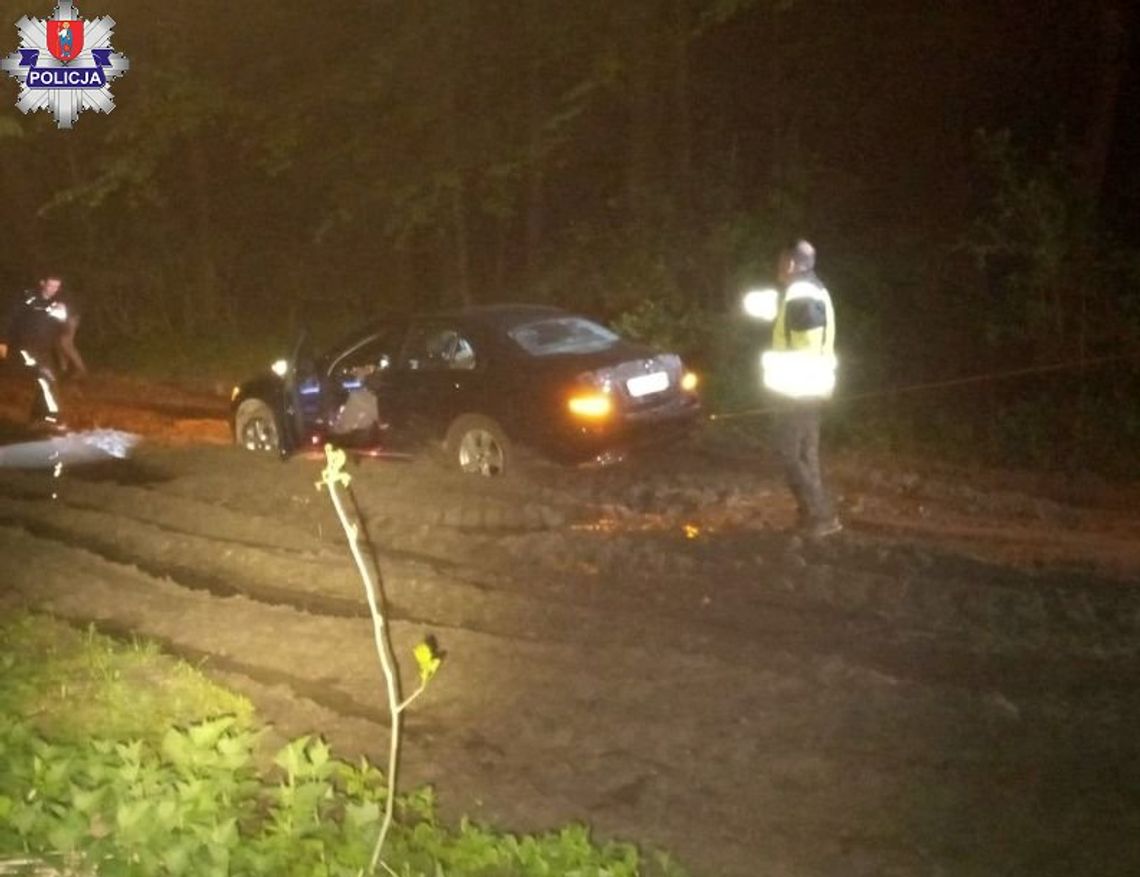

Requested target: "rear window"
[{"left": 508, "top": 317, "right": 620, "bottom": 357}]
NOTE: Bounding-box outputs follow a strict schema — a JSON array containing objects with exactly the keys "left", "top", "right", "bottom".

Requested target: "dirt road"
[{"left": 2, "top": 374, "right": 1139, "bottom": 875}]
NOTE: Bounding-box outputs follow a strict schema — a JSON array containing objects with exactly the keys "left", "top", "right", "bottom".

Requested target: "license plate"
[{"left": 626, "top": 371, "right": 669, "bottom": 397}]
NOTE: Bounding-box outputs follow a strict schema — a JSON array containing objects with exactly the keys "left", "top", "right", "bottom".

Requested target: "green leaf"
[
  {"left": 274, "top": 735, "right": 312, "bottom": 782},
  {"left": 69, "top": 784, "right": 104, "bottom": 814},
  {"left": 216, "top": 731, "right": 254, "bottom": 770},
  {"left": 114, "top": 798, "right": 150, "bottom": 832},
  {"left": 162, "top": 727, "right": 192, "bottom": 768},
  {"left": 344, "top": 800, "right": 380, "bottom": 828},
  {"left": 46, "top": 813, "right": 87, "bottom": 852},
  {"left": 210, "top": 816, "right": 239, "bottom": 849},
  {"left": 114, "top": 739, "right": 143, "bottom": 764},
  {"left": 150, "top": 796, "right": 178, "bottom": 830},
  {"left": 294, "top": 779, "right": 331, "bottom": 813},
  {"left": 308, "top": 738, "right": 331, "bottom": 771},
  {"left": 187, "top": 716, "right": 236, "bottom": 750},
  {"left": 162, "top": 840, "right": 194, "bottom": 875}
]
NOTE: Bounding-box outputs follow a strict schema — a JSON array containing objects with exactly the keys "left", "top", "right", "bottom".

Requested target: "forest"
[{"left": 1, "top": 0, "right": 1138, "bottom": 471}]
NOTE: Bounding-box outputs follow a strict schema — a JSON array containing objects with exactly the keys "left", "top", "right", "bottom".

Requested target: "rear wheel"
[
  {"left": 446, "top": 415, "right": 511, "bottom": 477},
  {"left": 234, "top": 399, "right": 281, "bottom": 454}
]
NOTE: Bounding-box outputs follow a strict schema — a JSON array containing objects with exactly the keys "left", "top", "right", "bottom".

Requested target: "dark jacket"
[{"left": 4, "top": 291, "right": 70, "bottom": 362}]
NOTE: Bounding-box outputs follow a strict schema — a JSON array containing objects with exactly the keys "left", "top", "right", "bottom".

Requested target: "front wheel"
[
  {"left": 234, "top": 399, "right": 281, "bottom": 454},
  {"left": 445, "top": 414, "right": 511, "bottom": 477}
]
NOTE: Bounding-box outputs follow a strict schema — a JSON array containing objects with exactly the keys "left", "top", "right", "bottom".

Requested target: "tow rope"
[{"left": 708, "top": 350, "right": 1140, "bottom": 423}]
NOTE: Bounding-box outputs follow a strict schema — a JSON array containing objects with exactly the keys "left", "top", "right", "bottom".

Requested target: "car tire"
[
  {"left": 234, "top": 399, "right": 282, "bottom": 455},
  {"left": 446, "top": 414, "right": 511, "bottom": 477}
]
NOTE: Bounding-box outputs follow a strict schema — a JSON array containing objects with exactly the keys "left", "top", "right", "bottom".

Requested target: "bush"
[{"left": 1, "top": 715, "right": 679, "bottom": 877}]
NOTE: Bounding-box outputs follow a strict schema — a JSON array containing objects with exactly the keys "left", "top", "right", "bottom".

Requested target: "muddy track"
[
  {"left": 7, "top": 475, "right": 1136, "bottom": 688},
  {"left": 3, "top": 442, "right": 1140, "bottom": 876}
]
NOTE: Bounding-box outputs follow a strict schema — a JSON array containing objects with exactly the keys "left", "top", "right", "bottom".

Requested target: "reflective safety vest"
[{"left": 761, "top": 276, "right": 837, "bottom": 399}]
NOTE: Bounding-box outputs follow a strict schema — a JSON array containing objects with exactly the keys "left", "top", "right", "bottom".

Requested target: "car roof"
[
  {"left": 345, "top": 304, "right": 583, "bottom": 349},
  {"left": 418, "top": 303, "right": 569, "bottom": 330}
]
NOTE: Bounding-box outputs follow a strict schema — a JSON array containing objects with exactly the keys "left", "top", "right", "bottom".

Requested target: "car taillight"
[{"left": 568, "top": 392, "right": 614, "bottom": 419}]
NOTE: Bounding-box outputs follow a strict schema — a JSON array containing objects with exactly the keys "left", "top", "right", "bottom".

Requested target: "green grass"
[
  {"left": 0, "top": 614, "right": 686, "bottom": 877},
  {"left": 0, "top": 616, "right": 253, "bottom": 746}
]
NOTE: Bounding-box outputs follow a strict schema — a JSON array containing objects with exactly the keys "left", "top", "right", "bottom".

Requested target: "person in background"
[
  {"left": 0, "top": 273, "right": 71, "bottom": 429},
  {"left": 55, "top": 287, "right": 87, "bottom": 379}
]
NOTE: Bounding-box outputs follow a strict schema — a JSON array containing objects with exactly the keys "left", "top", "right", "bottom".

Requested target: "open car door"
[{"left": 278, "top": 331, "right": 310, "bottom": 455}]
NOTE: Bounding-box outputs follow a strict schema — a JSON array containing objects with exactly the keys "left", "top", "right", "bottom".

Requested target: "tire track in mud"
[
  {"left": 11, "top": 469, "right": 1136, "bottom": 662},
  {"left": 29, "top": 446, "right": 1134, "bottom": 659},
  {"left": 3, "top": 481, "right": 1137, "bottom": 709},
  {"left": 0, "top": 491, "right": 876, "bottom": 666},
  {"left": 0, "top": 470, "right": 908, "bottom": 655},
  {"left": 0, "top": 489, "right": 1022, "bottom": 660},
  {"left": 7, "top": 452, "right": 1138, "bottom": 707},
  {"left": 9, "top": 449, "right": 1140, "bottom": 657},
  {"left": 0, "top": 511, "right": 367, "bottom": 620}
]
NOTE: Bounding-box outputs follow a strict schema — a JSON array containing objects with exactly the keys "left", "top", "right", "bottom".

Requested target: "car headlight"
[
  {"left": 270, "top": 358, "right": 288, "bottom": 377},
  {"left": 681, "top": 371, "right": 699, "bottom": 392}
]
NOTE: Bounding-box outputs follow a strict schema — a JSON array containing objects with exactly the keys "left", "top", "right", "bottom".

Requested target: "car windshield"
[{"left": 508, "top": 317, "right": 620, "bottom": 357}]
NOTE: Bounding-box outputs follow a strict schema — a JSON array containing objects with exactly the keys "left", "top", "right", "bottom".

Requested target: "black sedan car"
[{"left": 231, "top": 304, "right": 701, "bottom": 475}]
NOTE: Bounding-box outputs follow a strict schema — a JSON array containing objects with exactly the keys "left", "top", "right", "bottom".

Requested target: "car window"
[
  {"left": 508, "top": 317, "right": 620, "bottom": 356},
  {"left": 330, "top": 328, "right": 403, "bottom": 382},
  {"left": 401, "top": 325, "right": 478, "bottom": 372}
]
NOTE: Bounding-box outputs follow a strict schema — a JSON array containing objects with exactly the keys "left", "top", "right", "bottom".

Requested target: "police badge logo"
[{"left": 1, "top": 1, "right": 128, "bottom": 129}]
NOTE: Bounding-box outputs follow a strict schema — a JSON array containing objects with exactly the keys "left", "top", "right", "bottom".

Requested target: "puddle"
[{"left": 0, "top": 429, "right": 164, "bottom": 490}]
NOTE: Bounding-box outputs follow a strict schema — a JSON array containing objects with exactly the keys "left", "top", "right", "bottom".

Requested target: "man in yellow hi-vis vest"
[{"left": 743, "top": 240, "right": 841, "bottom": 538}]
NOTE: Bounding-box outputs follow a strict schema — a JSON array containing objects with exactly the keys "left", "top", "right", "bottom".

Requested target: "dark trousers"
[
  {"left": 772, "top": 401, "right": 833, "bottom": 525},
  {"left": 17, "top": 350, "right": 62, "bottom": 423}
]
